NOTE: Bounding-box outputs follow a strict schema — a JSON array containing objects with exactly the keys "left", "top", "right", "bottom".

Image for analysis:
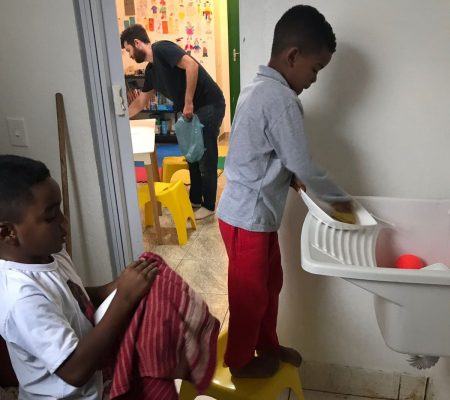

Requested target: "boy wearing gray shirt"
[{"left": 217, "top": 5, "right": 354, "bottom": 378}]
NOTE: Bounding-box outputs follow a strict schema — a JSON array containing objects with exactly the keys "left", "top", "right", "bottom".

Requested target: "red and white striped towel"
[{"left": 108, "top": 252, "right": 220, "bottom": 399}]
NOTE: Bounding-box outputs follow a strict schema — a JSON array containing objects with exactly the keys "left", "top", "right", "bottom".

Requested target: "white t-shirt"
[{"left": 0, "top": 250, "right": 102, "bottom": 399}]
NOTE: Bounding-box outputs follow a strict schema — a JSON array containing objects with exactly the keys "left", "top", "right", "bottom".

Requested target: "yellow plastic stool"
[
  {"left": 162, "top": 156, "right": 189, "bottom": 183},
  {"left": 137, "top": 180, "right": 196, "bottom": 245},
  {"left": 170, "top": 169, "right": 191, "bottom": 185},
  {"left": 179, "top": 331, "right": 305, "bottom": 400}
]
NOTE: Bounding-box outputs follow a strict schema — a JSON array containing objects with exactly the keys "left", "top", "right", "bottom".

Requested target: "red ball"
[{"left": 395, "top": 254, "right": 425, "bottom": 269}]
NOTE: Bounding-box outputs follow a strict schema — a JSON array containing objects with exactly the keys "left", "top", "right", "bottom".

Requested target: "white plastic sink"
[{"left": 300, "top": 193, "right": 450, "bottom": 357}]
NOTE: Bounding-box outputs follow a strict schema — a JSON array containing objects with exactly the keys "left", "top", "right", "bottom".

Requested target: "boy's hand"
[
  {"left": 290, "top": 176, "right": 306, "bottom": 192},
  {"left": 116, "top": 260, "right": 158, "bottom": 307},
  {"left": 330, "top": 201, "right": 357, "bottom": 224},
  {"left": 56, "top": 259, "right": 158, "bottom": 386}
]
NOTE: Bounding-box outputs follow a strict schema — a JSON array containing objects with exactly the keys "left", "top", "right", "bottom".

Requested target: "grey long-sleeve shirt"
[{"left": 217, "top": 65, "right": 350, "bottom": 232}]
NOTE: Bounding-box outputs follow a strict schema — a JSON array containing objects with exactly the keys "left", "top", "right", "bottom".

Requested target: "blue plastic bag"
[{"left": 174, "top": 114, "right": 205, "bottom": 163}]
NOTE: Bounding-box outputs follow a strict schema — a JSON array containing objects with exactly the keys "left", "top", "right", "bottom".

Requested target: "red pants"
[{"left": 219, "top": 219, "right": 283, "bottom": 368}]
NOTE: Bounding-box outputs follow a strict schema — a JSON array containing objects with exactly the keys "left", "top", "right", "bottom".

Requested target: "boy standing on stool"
[
  {"left": 0, "top": 155, "right": 158, "bottom": 398},
  {"left": 217, "top": 5, "right": 355, "bottom": 378}
]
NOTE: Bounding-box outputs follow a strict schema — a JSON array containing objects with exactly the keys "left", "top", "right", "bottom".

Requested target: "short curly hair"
[
  {"left": 0, "top": 155, "right": 50, "bottom": 223},
  {"left": 271, "top": 5, "right": 336, "bottom": 57},
  {"left": 120, "top": 24, "right": 150, "bottom": 48}
]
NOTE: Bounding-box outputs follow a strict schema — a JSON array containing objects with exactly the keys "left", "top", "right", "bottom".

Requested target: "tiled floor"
[{"left": 142, "top": 168, "right": 230, "bottom": 332}]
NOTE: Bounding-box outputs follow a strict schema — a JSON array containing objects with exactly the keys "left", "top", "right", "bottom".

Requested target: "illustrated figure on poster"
[
  {"left": 148, "top": 17, "right": 155, "bottom": 31},
  {"left": 162, "top": 20, "right": 169, "bottom": 33},
  {"left": 185, "top": 21, "right": 194, "bottom": 40},
  {"left": 202, "top": 42, "right": 208, "bottom": 57},
  {"left": 203, "top": 0, "right": 212, "bottom": 21},
  {"left": 151, "top": 5, "right": 158, "bottom": 14},
  {"left": 193, "top": 38, "right": 201, "bottom": 53},
  {"left": 160, "top": 5, "right": 167, "bottom": 19},
  {"left": 184, "top": 37, "right": 193, "bottom": 55}
]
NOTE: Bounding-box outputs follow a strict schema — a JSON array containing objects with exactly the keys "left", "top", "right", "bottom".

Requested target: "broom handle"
[{"left": 55, "top": 93, "right": 72, "bottom": 257}]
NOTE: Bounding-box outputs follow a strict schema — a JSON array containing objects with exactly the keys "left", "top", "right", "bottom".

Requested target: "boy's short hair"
[
  {"left": 0, "top": 155, "right": 50, "bottom": 223},
  {"left": 271, "top": 5, "right": 336, "bottom": 57},
  {"left": 120, "top": 24, "right": 150, "bottom": 48}
]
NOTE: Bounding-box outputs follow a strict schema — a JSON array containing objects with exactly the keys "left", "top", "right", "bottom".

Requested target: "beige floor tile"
[
  {"left": 300, "top": 361, "right": 400, "bottom": 399},
  {"left": 176, "top": 258, "right": 228, "bottom": 294},
  {"left": 303, "top": 390, "right": 390, "bottom": 400},
  {"left": 145, "top": 243, "right": 191, "bottom": 269},
  {"left": 399, "top": 374, "right": 427, "bottom": 399},
  {"left": 185, "top": 229, "right": 226, "bottom": 260},
  {"left": 200, "top": 293, "right": 228, "bottom": 326}
]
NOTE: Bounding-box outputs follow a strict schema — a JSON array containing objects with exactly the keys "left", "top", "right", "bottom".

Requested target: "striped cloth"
[{"left": 108, "top": 252, "right": 220, "bottom": 400}]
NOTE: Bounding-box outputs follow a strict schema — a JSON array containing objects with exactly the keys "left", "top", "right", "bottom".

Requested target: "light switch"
[{"left": 7, "top": 117, "right": 29, "bottom": 147}]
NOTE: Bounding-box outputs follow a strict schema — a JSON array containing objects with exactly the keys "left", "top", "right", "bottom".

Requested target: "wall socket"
[{"left": 7, "top": 117, "right": 29, "bottom": 147}]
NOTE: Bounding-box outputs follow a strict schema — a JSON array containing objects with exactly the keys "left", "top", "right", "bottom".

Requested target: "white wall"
[
  {"left": 240, "top": 1, "right": 450, "bottom": 398},
  {"left": 0, "top": 0, "right": 112, "bottom": 285},
  {"left": 241, "top": 0, "right": 450, "bottom": 200}
]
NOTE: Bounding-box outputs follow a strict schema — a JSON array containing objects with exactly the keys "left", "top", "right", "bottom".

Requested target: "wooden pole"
[{"left": 55, "top": 93, "right": 72, "bottom": 257}]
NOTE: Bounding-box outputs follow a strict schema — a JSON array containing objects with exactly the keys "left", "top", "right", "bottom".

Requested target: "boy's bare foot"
[
  {"left": 258, "top": 346, "right": 302, "bottom": 367},
  {"left": 229, "top": 356, "right": 279, "bottom": 378}
]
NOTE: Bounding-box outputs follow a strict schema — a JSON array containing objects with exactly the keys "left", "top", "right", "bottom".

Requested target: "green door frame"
[{"left": 227, "top": 0, "right": 240, "bottom": 121}]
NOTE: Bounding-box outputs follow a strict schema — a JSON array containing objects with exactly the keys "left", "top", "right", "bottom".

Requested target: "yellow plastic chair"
[
  {"left": 179, "top": 331, "right": 305, "bottom": 400},
  {"left": 170, "top": 169, "right": 224, "bottom": 186},
  {"left": 137, "top": 180, "right": 196, "bottom": 245},
  {"left": 162, "top": 156, "right": 189, "bottom": 182},
  {"left": 170, "top": 169, "right": 191, "bottom": 185}
]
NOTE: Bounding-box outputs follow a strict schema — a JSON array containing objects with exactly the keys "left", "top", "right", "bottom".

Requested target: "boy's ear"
[
  {"left": 0, "top": 222, "right": 18, "bottom": 245},
  {"left": 286, "top": 47, "right": 300, "bottom": 67}
]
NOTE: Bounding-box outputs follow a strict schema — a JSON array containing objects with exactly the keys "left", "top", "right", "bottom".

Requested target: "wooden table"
[{"left": 130, "top": 119, "right": 162, "bottom": 244}]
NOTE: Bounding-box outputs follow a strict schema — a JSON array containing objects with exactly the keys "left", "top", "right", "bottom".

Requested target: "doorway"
[
  {"left": 114, "top": 0, "right": 239, "bottom": 248},
  {"left": 227, "top": 0, "right": 240, "bottom": 121},
  {"left": 113, "top": 0, "right": 236, "bottom": 328},
  {"left": 74, "top": 0, "right": 240, "bottom": 272}
]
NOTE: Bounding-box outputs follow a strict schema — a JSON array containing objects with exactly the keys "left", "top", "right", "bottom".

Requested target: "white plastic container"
[
  {"left": 94, "top": 289, "right": 117, "bottom": 325},
  {"left": 301, "top": 194, "right": 450, "bottom": 357}
]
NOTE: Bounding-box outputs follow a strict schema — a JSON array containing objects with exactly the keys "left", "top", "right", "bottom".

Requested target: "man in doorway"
[{"left": 121, "top": 24, "right": 226, "bottom": 220}]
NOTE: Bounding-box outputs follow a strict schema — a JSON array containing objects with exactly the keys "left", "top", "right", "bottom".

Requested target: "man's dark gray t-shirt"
[{"left": 142, "top": 40, "right": 224, "bottom": 112}]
